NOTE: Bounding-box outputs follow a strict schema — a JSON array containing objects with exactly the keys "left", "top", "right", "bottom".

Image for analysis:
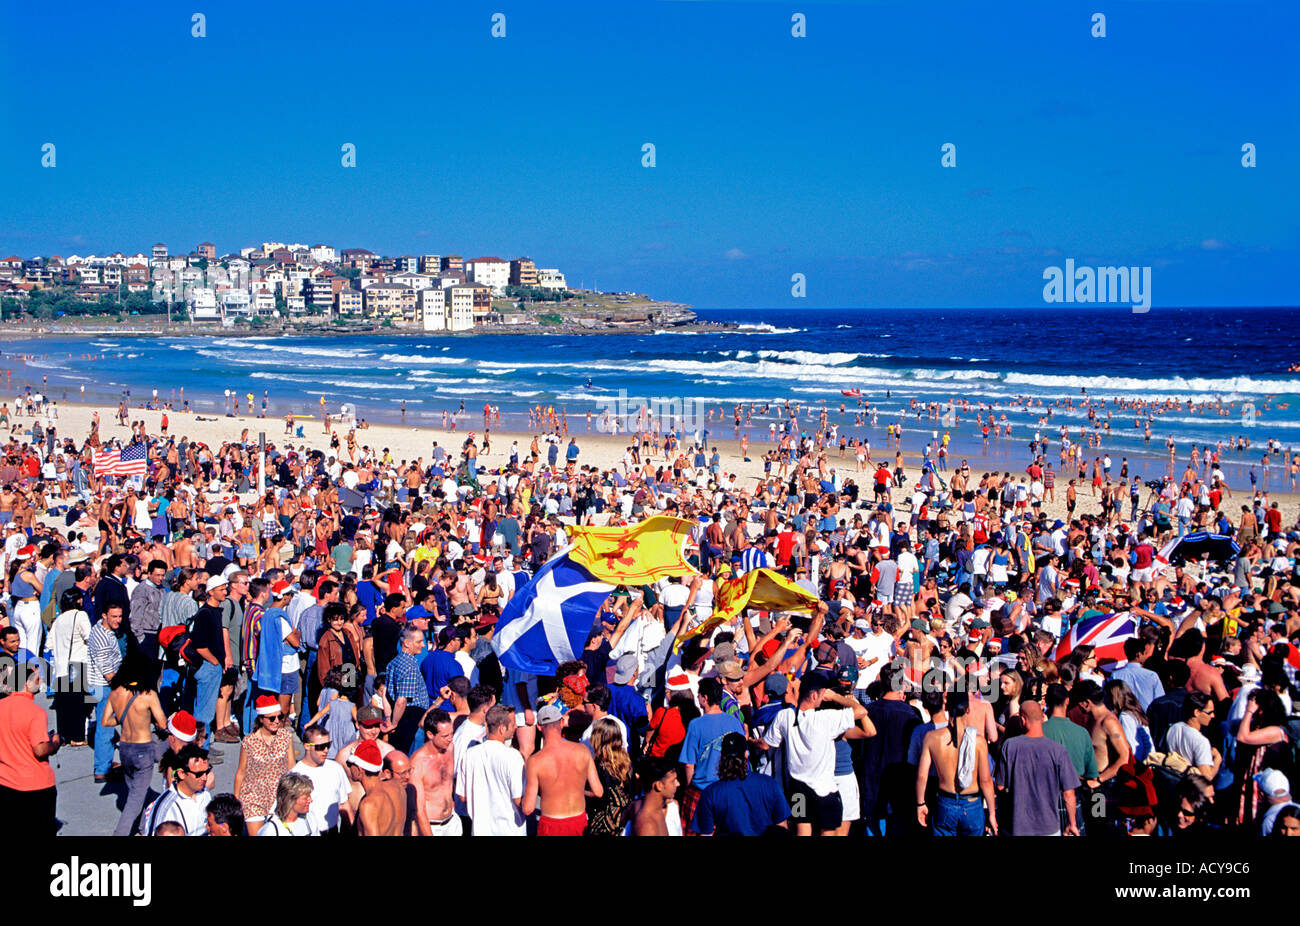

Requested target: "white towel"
[{"left": 955, "top": 723, "right": 977, "bottom": 791}]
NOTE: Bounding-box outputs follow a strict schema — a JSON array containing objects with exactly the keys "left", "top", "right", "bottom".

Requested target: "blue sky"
[{"left": 1, "top": 0, "right": 1296, "bottom": 309}]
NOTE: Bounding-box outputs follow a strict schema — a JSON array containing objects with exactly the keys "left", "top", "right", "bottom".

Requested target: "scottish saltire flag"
[
  {"left": 493, "top": 554, "right": 613, "bottom": 675},
  {"left": 1055, "top": 612, "right": 1138, "bottom": 664}
]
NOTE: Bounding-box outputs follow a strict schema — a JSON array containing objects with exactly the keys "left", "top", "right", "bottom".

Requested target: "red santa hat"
[
  {"left": 255, "top": 695, "right": 280, "bottom": 717},
  {"left": 167, "top": 711, "right": 197, "bottom": 743},
  {"left": 348, "top": 739, "right": 384, "bottom": 773},
  {"left": 666, "top": 672, "right": 693, "bottom": 692}
]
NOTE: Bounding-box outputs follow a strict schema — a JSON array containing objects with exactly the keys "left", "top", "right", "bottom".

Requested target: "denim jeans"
[
  {"left": 114, "top": 742, "right": 157, "bottom": 836},
  {"left": 193, "top": 661, "right": 222, "bottom": 730},
  {"left": 89, "top": 685, "right": 117, "bottom": 776},
  {"left": 932, "top": 794, "right": 984, "bottom": 836}
]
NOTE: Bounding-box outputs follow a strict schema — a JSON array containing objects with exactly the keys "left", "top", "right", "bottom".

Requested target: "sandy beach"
[{"left": 29, "top": 401, "right": 1300, "bottom": 532}]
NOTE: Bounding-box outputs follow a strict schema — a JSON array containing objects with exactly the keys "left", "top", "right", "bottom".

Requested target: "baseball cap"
[
  {"left": 357, "top": 705, "right": 385, "bottom": 728},
  {"left": 814, "top": 642, "right": 837, "bottom": 664},
  {"left": 712, "top": 642, "right": 737, "bottom": 664},
  {"left": 719, "top": 731, "right": 748, "bottom": 758},
  {"left": 205, "top": 574, "right": 228, "bottom": 592},
  {"left": 613, "top": 653, "right": 638, "bottom": 685},
  {"left": 716, "top": 660, "right": 745, "bottom": 682},
  {"left": 1255, "top": 768, "right": 1290, "bottom": 799},
  {"left": 799, "top": 672, "right": 832, "bottom": 695},
  {"left": 764, "top": 674, "right": 788, "bottom": 697},
  {"left": 853, "top": 618, "right": 870, "bottom": 631},
  {"left": 536, "top": 703, "right": 566, "bottom": 725}
]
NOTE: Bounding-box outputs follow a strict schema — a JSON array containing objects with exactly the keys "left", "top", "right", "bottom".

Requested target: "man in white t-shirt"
[
  {"left": 455, "top": 704, "right": 526, "bottom": 836},
  {"left": 292, "top": 725, "right": 354, "bottom": 834},
  {"left": 756, "top": 673, "right": 873, "bottom": 835}
]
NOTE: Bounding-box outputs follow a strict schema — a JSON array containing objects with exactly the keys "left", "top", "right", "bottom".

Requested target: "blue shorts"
[{"left": 280, "top": 670, "right": 300, "bottom": 694}]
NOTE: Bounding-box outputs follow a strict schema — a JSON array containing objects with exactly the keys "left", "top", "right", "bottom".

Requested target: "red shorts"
[{"left": 537, "top": 813, "right": 587, "bottom": 837}]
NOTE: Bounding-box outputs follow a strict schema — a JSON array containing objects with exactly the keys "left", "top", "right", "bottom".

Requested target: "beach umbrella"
[{"left": 1155, "top": 532, "right": 1240, "bottom": 565}]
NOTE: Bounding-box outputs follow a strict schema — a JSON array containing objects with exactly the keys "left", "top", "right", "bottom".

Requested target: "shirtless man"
[
  {"left": 348, "top": 740, "right": 408, "bottom": 836},
  {"left": 1175, "top": 628, "right": 1230, "bottom": 703},
  {"left": 381, "top": 750, "right": 421, "bottom": 836},
  {"left": 337, "top": 706, "right": 396, "bottom": 820},
  {"left": 521, "top": 704, "right": 603, "bottom": 836},
  {"left": 632, "top": 757, "right": 680, "bottom": 836},
  {"left": 1071, "top": 680, "right": 1130, "bottom": 831},
  {"left": 915, "top": 691, "right": 997, "bottom": 836},
  {"left": 411, "top": 708, "right": 459, "bottom": 835},
  {"left": 101, "top": 672, "right": 168, "bottom": 836}
]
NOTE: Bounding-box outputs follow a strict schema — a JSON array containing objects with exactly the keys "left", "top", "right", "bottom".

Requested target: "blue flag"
[{"left": 493, "top": 554, "right": 613, "bottom": 676}]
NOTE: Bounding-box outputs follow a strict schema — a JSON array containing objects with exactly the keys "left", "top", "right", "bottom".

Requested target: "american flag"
[
  {"left": 1055, "top": 611, "right": 1138, "bottom": 664},
  {"left": 93, "top": 442, "right": 148, "bottom": 478}
]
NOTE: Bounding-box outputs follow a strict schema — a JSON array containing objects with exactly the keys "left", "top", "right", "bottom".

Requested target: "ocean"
[{"left": 7, "top": 306, "right": 1299, "bottom": 483}]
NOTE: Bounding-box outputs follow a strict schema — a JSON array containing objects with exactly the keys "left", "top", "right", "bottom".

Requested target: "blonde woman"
[
  {"left": 257, "top": 772, "right": 318, "bottom": 836},
  {"left": 586, "top": 717, "right": 634, "bottom": 836}
]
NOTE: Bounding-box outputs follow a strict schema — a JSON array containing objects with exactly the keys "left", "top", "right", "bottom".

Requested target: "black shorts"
[
  {"left": 221, "top": 667, "right": 240, "bottom": 688},
  {"left": 788, "top": 779, "right": 843, "bottom": 831}
]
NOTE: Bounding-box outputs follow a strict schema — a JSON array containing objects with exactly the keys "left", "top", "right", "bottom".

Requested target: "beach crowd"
[{"left": 2, "top": 389, "right": 1300, "bottom": 839}]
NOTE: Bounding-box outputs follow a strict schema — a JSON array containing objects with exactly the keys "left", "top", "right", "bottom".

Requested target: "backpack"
[{"left": 159, "top": 624, "right": 202, "bottom": 669}]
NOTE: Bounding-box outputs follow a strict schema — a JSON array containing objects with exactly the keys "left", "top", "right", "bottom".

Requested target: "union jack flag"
[
  {"left": 93, "top": 442, "right": 148, "bottom": 478},
  {"left": 1055, "top": 611, "right": 1138, "bottom": 664}
]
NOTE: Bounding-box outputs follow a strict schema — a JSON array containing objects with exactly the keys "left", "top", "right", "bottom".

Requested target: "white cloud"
[{"left": 724, "top": 247, "right": 748, "bottom": 260}]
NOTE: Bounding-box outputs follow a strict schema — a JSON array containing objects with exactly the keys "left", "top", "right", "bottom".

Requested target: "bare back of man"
[
  {"left": 357, "top": 779, "right": 408, "bottom": 836},
  {"left": 106, "top": 687, "right": 165, "bottom": 744},
  {"left": 526, "top": 736, "right": 601, "bottom": 834}
]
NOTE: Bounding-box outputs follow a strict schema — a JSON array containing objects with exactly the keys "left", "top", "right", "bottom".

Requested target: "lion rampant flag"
[
  {"left": 678, "top": 567, "right": 820, "bottom": 643},
  {"left": 565, "top": 515, "right": 698, "bottom": 585}
]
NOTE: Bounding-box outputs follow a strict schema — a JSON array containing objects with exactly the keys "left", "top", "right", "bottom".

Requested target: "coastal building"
[
  {"left": 471, "top": 282, "right": 493, "bottom": 323},
  {"left": 509, "top": 257, "right": 537, "bottom": 288},
  {"left": 419, "top": 287, "right": 447, "bottom": 331},
  {"left": 189, "top": 287, "right": 219, "bottom": 319},
  {"left": 390, "top": 271, "right": 433, "bottom": 292},
  {"left": 364, "top": 282, "right": 415, "bottom": 319},
  {"left": 441, "top": 254, "right": 463, "bottom": 274},
  {"left": 252, "top": 291, "right": 276, "bottom": 314},
  {"left": 536, "top": 268, "right": 567, "bottom": 290},
  {"left": 446, "top": 284, "right": 474, "bottom": 331},
  {"left": 341, "top": 248, "right": 377, "bottom": 271},
  {"left": 335, "top": 290, "right": 363, "bottom": 316},
  {"left": 309, "top": 244, "right": 336, "bottom": 263},
  {"left": 196, "top": 242, "right": 217, "bottom": 260},
  {"left": 466, "top": 257, "right": 509, "bottom": 295},
  {"left": 419, "top": 254, "right": 441, "bottom": 275},
  {"left": 152, "top": 243, "right": 168, "bottom": 260},
  {"left": 220, "top": 290, "right": 251, "bottom": 316},
  {"left": 393, "top": 256, "right": 419, "bottom": 273}
]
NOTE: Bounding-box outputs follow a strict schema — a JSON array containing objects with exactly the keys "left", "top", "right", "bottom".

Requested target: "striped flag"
[
  {"left": 118, "top": 442, "right": 148, "bottom": 476},
  {"left": 93, "top": 443, "right": 148, "bottom": 478},
  {"left": 92, "top": 448, "right": 121, "bottom": 476},
  {"left": 1055, "top": 611, "right": 1138, "bottom": 663}
]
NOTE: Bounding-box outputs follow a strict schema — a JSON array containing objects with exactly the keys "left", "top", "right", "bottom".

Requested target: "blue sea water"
[{"left": 7, "top": 306, "right": 1299, "bottom": 478}]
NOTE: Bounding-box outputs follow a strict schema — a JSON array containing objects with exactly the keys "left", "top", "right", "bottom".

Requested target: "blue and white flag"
[{"left": 492, "top": 554, "right": 613, "bottom": 675}]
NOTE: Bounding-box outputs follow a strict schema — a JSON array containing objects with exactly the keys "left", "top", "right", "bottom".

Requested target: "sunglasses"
[
  {"left": 308, "top": 741, "right": 332, "bottom": 751},
  {"left": 185, "top": 766, "right": 213, "bottom": 777},
  {"left": 263, "top": 714, "right": 285, "bottom": 722}
]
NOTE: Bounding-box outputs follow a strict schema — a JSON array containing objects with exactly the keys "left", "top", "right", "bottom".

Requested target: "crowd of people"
[{"left": 1, "top": 393, "right": 1300, "bottom": 839}]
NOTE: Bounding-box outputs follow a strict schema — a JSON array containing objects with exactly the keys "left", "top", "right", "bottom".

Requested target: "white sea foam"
[
  {"left": 248, "top": 372, "right": 415, "bottom": 391},
  {"left": 734, "top": 323, "right": 803, "bottom": 334},
  {"left": 380, "top": 353, "right": 467, "bottom": 365},
  {"left": 758, "top": 349, "right": 860, "bottom": 365}
]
